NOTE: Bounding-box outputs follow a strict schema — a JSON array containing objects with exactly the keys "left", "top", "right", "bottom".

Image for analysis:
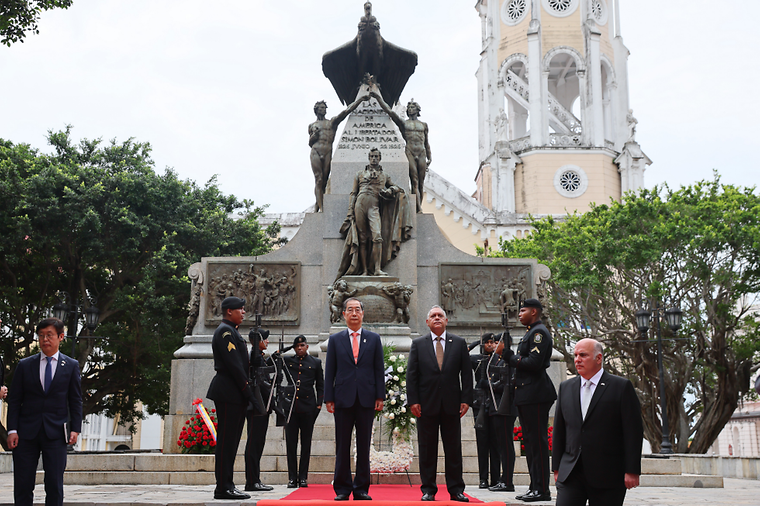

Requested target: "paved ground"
[{"left": 1, "top": 473, "right": 759, "bottom": 505}]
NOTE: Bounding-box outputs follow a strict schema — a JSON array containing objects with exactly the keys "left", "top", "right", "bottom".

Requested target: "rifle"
[
  {"left": 271, "top": 326, "right": 296, "bottom": 427},
  {"left": 247, "top": 313, "right": 269, "bottom": 417},
  {"left": 472, "top": 332, "right": 489, "bottom": 430},
  {"left": 495, "top": 311, "right": 515, "bottom": 416}
]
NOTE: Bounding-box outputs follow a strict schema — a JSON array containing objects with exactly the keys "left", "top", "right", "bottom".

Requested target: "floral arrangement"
[
  {"left": 513, "top": 425, "right": 553, "bottom": 456},
  {"left": 378, "top": 346, "right": 416, "bottom": 440},
  {"left": 365, "top": 345, "right": 416, "bottom": 474},
  {"left": 177, "top": 398, "right": 217, "bottom": 454}
]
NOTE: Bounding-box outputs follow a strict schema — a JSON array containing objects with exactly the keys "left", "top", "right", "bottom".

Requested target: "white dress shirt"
[
  {"left": 580, "top": 367, "right": 604, "bottom": 418},
  {"left": 39, "top": 351, "right": 61, "bottom": 388}
]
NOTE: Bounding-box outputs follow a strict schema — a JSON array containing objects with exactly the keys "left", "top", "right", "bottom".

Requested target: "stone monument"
[{"left": 163, "top": 2, "right": 554, "bottom": 453}]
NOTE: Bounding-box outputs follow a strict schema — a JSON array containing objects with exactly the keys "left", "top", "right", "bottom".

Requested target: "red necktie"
[{"left": 352, "top": 332, "right": 359, "bottom": 363}]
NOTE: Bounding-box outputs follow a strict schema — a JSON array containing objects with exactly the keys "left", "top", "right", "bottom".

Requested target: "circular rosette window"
[{"left": 553, "top": 164, "right": 588, "bottom": 198}]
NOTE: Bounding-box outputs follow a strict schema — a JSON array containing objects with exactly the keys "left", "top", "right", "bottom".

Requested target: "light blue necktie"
[{"left": 44, "top": 356, "right": 52, "bottom": 393}]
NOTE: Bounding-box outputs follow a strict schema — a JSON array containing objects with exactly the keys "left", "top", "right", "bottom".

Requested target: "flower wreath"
[{"left": 367, "top": 346, "right": 416, "bottom": 474}]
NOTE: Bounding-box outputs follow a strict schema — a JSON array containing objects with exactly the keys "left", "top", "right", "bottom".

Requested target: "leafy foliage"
[
  {"left": 0, "top": 0, "right": 73, "bottom": 46},
  {"left": 493, "top": 176, "right": 760, "bottom": 453},
  {"left": 0, "top": 127, "right": 279, "bottom": 430}
]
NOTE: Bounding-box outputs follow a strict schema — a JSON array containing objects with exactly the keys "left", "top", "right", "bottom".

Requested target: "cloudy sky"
[{"left": 1, "top": 0, "right": 757, "bottom": 214}]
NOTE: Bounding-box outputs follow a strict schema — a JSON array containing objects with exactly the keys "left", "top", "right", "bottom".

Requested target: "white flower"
[
  {"left": 390, "top": 399, "right": 396, "bottom": 405},
  {"left": 400, "top": 394, "right": 405, "bottom": 400},
  {"left": 389, "top": 413, "right": 395, "bottom": 419},
  {"left": 393, "top": 375, "right": 399, "bottom": 381},
  {"left": 397, "top": 366, "right": 404, "bottom": 373},
  {"left": 410, "top": 417, "right": 416, "bottom": 424},
  {"left": 393, "top": 427, "right": 400, "bottom": 434},
  {"left": 401, "top": 381, "right": 406, "bottom": 387},
  {"left": 389, "top": 355, "right": 397, "bottom": 362},
  {"left": 401, "top": 407, "right": 406, "bottom": 413}
]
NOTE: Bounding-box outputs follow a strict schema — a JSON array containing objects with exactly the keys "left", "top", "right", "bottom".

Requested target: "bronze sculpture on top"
[
  {"left": 371, "top": 92, "right": 431, "bottom": 213},
  {"left": 309, "top": 95, "right": 369, "bottom": 212},
  {"left": 337, "top": 148, "right": 412, "bottom": 279},
  {"left": 322, "top": 1, "right": 418, "bottom": 107}
]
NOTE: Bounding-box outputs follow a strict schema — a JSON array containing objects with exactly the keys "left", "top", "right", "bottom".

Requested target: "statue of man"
[
  {"left": 337, "top": 148, "right": 412, "bottom": 278},
  {"left": 309, "top": 95, "right": 369, "bottom": 212},
  {"left": 370, "top": 91, "right": 431, "bottom": 213}
]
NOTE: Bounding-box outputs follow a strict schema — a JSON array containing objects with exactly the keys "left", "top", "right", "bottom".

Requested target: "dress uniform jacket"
[
  {"left": 508, "top": 321, "right": 557, "bottom": 406},
  {"left": 207, "top": 320, "right": 254, "bottom": 405},
  {"left": 284, "top": 354, "right": 324, "bottom": 413}
]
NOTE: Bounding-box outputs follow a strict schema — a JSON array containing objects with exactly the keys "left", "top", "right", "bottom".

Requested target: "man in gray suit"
[{"left": 407, "top": 306, "right": 473, "bottom": 502}]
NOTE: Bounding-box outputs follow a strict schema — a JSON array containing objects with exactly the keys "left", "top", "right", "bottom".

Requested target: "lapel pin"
[
  {"left": 363, "top": 339, "right": 366, "bottom": 343},
  {"left": 600, "top": 382, "right": 605, "bottom": 386}
]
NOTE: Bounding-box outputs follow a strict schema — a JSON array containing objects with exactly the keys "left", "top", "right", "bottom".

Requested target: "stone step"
[
  {"left": 41, "top": 470, "right": 722, "bottom": 488},
  {"left": 60, "top": 452, "right": 681, "bottom": 475}
]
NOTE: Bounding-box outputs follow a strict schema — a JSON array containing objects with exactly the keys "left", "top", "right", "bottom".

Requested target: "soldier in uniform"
[
  {"left": 207, "top": 297, "right": 260, "bottom": 501},
  {"left": 496, "top": 298, "right": 556, "bottom": 503},
  {"left": 470, "top": 334, "right": 500, "bottom": 489},
  {"left": 283, "top": 335, "right": 325, "bottom": 488},
  {"left": 245, "top": 327, "right": 275, "bottom": 492}
]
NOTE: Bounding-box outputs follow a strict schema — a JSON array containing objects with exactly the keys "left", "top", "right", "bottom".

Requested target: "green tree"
[
  {"left": 0, "top": 127, "right": 279, "bottom": 447},
  {"left": 493, "top": 177, "right": 760, "bottom": 453},
  {"left": 1, "top": 0, "right": 72, "bottom": 46}
]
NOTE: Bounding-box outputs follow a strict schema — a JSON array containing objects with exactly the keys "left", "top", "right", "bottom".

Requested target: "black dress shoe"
[
  {"left": 353, "top": 491, "right": 372, "bottom": 500},
  {"left": 287, "top": 479, "right": 298, "bottom": 488},
  {"left": 515, "top": 489, "right": 534, "bottom": 500},
  {"left": 421, "top": 493, "right": 436, "bottom": 501},
  {"left": 479, "top": 480, "right": 489, "bottom": 489},
  {"left": 299, "top": 479, "right": 308, "bottom": 488},
  {"left": 334, "top": 493, "right": 350, "bottom": 501},
  {"left": 521, "top": 490, "right": 551, "bottom": 502},
  {"left": 245, "top": 482, "right": 273, "bottom": 491},
  {"left": 489, "top": 482, "right": 515, "bottom": 492},
  {"left": 450, "top": 493, "right": 469, "bottom": 502},
  {"left": 214, "top": 488, "right": 251, "bottom": 500}
]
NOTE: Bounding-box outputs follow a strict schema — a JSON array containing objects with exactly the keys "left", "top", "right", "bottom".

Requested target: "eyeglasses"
[
  {"left": 344, "top": 308, "right": 363, "bottom": 314},
  {"left": 38, "top": 333, "right": 61, "bottom": 341}
]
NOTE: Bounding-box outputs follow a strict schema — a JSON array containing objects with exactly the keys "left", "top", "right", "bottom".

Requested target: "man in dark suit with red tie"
[
  {"left": 6, "top": 317, "right": 82, "bottom": 506},
  {"left": 552, "top": 338, "right": 643, "bottom": 506},
  {"left": 407, "top": 306, "right": 473, "bottom": 502},
  {"left": 324, "top": 297, "right": 385, "bottom": 501}
]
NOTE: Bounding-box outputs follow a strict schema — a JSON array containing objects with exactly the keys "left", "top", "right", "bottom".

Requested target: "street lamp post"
[
  {"left": 52, "top": 291, "right": 101, "bottom": 357},
  {"left": 635, "top": 302, "right": 684, "bottom": 455}
]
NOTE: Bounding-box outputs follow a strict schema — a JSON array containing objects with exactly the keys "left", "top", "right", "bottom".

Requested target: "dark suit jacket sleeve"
[
  {"left": 458, "top": 338, "right": 473, "bottom": 405},
  {"left": 6, "top": 358, "right": 25, "bottom": 432},
  {"left": 324, "top": 335, "right": 336, "bottom": 403},
  {"left": 406, "top": 339, "right": 420, "bottom": 407},
  {"left": 552, "top": 381, "right": 567, "bottom": 473},
  {"left": 373, "top": 334, "right": 385, "bottom": 401},
  {"left": 316, "top": 358, "right": 325, "bottom": 406},
  {"left": 621, "top": 379, "right": 643, "bottom": 475},
  {"left": 68, "top": 359, "right": 83, "bottom": 433}
]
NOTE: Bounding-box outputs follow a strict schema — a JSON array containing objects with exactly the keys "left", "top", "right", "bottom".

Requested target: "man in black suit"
[
  {"left": 407, "top": 306, "right": 473, "bottom": 502},
  {"left": 553, "top": 338, "right": 643, "bottom": 506},
  {"left": 207, "top": 296, "right": 261, "bottom": 501},
  {"left": 324, "top": 297, "right": 384, "bottom": 501},
  {"left": 496, "top": 298, "right": 556, "bottom": 502},
  {"left": 6, "top": 317, "right": 82, "bottom": 506},
  {"left": 283, "top": 335, "right": 324, "bottom": 488}
]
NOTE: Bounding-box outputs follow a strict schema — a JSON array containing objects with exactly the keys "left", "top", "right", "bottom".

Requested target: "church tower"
[{"left": 472, "top": 0, "right": 649, "bottom": 217}]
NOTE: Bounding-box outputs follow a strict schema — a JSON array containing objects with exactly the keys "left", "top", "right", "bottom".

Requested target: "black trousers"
[
  {"left": 245, "top": 410, "right": 270, "bottom": 487},
  {"left": 491, "top": 414, "right": 517, "bottom": 486},
  {"left": 556, "top": 456, "right": 627, "bottom": 506},
  {"left": 517, "top": 401, "right": 552, "bottom": 494},
  {"left": 13, "top": 427, "right": 67, "bottom": 506},
  {"left": 214, "top": 402, "right": 246, "bottom": 493},
  {"left": 333, "top": 402, "right": 375, "bottom": 496},
  {"left": 285, "top": 408, "right": 319, "bottom": 481},
  {"left": 417, "top": 410, "right": 465, "bottom": 497},
  {"left": 473, "top": 407, "right": 499, "bottom": 484}
]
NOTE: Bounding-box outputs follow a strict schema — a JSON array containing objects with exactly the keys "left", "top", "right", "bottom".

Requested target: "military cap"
[
  {"left": 293, "top": 335, "right": 307, "bottom": 346},
  {"left": 521, "top": 298, "right": 543, "bottom": 310},
  {"left": 481, "top": 333, "right": 495, "bottom": 343},
  {"left": 221, "top": 296, "right": 245, "bottom": 310}
]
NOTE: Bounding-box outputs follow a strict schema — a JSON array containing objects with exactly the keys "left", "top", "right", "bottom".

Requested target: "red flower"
[
  {"left": 192, "top": 398, "right": 202, "bottom": 406},
  {"left": 211, "top": 409, "right": 216, "bottom": 413}
]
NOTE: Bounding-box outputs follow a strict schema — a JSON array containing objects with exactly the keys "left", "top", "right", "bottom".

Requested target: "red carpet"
[{"left": 256, "top": 484, "right": 499, "bottom": 505}]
